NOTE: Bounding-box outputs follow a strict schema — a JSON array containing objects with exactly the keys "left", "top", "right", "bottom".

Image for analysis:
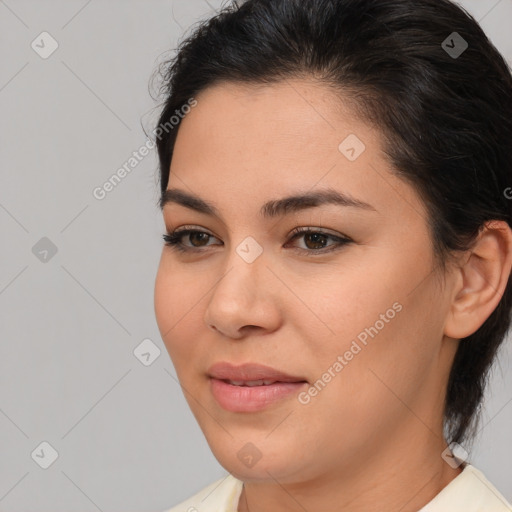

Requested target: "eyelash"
[{"left": 162, "top": 226, "right": 352, "bottom": 256}]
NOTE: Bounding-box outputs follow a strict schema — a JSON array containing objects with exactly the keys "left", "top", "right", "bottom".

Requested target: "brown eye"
[
  {"left": 162, "top": 229, "right": 221, "bottom": 251},
  {"left": 188, "top": 231, "right": 211, "bottom": 247},
  {"left": 302, "top": 232, "right": 329, "bottom": 250},
  {"left": 286, "top": 228, "right": 352, "bottom": 255}
]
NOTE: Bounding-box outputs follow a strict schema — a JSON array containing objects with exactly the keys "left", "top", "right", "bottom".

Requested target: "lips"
[
  {"left": 207, "top": 362, "right": 308, "bottom": 412},
  {"left": 207, "top": 361, "right": 308, "bottom": 384}
]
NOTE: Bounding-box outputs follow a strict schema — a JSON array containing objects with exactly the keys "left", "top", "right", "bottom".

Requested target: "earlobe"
[{"left": 444, "top": 220, "right": 512, "bottom": 340}]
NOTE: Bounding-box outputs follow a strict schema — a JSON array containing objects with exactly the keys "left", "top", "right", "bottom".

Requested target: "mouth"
[
  {"left": 221, "top": 378, "right": 305, "bottom": 387},
  {"left": 209, "top": 378, "right": 308, "bottom": 412},
  {"left": 207, "top": 362, "right": 308, "bottom": 412},
  {"left": 207, "top": 361, "right": 308, "bottom": 383}
]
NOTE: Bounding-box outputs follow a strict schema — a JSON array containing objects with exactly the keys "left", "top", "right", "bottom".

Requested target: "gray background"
[{"left": 0, "top": 0, "right": 511, "bottom": 510}]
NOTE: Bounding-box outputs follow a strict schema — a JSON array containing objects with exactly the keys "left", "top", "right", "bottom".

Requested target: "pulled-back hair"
[{"left": 152, "top": 0, "right": 512, "bottom": 446}]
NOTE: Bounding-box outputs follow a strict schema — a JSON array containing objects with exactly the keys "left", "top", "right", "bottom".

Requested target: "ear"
[{"left": 444, "top": 220, "right": 512, "bottom": 339}]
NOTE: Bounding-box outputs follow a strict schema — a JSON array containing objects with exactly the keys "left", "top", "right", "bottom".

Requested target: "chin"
[{"left": 209, "top": 437, "right": 313, "bottom": 484}]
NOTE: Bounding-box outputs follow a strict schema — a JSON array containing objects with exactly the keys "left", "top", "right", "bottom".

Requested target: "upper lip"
[{"left": 208, "top": 362, "right": 308, "bottom": 383}]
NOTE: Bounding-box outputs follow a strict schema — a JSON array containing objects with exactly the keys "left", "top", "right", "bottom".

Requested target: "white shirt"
[{"left": 163, "top": 464, "right": 512, "bottom": 512}]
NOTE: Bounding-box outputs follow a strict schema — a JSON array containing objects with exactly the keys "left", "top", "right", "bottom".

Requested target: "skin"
[{"left": 154, "top": 78, "right": 512, "bottom": 512}]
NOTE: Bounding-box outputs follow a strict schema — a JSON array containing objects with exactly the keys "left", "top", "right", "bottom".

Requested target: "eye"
[
  {"left": 162, "top": 226, "right": 352, "bottom": 255},
  {"left": 162, "top": 227, "right": 221, "bottom": 252},
  {"left": 285, "top": 227, "right": 352, "bottom": 255}
]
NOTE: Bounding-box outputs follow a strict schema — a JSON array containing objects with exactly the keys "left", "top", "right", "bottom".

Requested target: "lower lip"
[{"left": 210, "top": 378, "right": 307, "bottom": 412}]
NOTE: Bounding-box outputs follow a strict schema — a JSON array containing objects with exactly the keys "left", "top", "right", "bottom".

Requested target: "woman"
[{"left": 152, "top": 0, "right": 512, "bottom": 510}]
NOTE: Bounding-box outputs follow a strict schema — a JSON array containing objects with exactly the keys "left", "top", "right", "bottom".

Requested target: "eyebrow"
[{"left": 159, "top": 187, "right": 377, "bottom": 218}]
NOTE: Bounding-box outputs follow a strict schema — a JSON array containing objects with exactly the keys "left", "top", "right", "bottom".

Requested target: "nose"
[{"left": 203, "top": 250, "right": 282, "bottom": 340}]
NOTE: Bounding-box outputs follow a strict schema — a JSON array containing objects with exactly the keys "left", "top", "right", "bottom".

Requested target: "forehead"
[
  {"left": 177, "top": 79, "right": 356, "bottom": 149},
  {"left": 172, "top": 79, "right": 371, "bottom": 180},
  {"left": 167, "top": 79, "right": 426, "bottom": 225}
]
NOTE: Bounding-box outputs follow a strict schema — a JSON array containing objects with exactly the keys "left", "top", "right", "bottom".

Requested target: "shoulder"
[
  {"left": 420, "top": 463, "right": 512, "bottom": 512},
  {"left": 161, "top": 474, "right": 244, "bottom": 512}
]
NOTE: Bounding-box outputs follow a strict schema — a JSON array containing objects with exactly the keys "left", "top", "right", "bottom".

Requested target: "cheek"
[
  {"left": 154, "top": 261, "right": 175, "bottom": 339},
  {"left": 154, "top": 259, "right": 199, "bottom": 359},
  {"left": 295, "top": 309, "right": 434, "bottom": 466},
  {"left": 297, "top": 262, "right": 403, "bottom": 360},
  {"left": 298, "top": 256, "right": 440, "bottom": 407}
]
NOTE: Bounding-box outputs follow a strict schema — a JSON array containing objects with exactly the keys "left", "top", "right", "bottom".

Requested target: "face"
[{"left": 154, "top": 79, "right": 458, "bottom": 484}]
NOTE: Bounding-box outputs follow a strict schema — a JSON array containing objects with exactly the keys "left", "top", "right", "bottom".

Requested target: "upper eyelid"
[
  {"left": 170, "top": 226, "right": 220, "bottom": 240},
  {"left": 169, "top": 226, "right": 346, "bottom": 237}
]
